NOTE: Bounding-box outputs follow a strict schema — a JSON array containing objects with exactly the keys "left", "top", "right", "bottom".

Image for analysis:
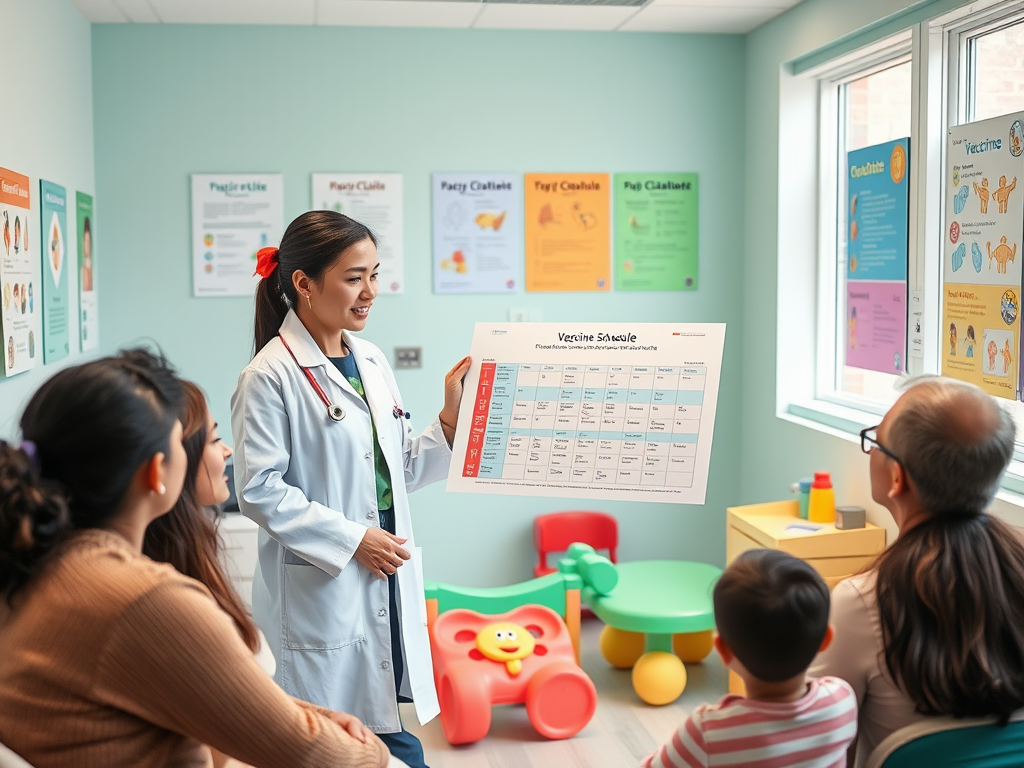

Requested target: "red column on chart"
[{"left": 463, "top": 363, "right": 496, "bottom": 477}]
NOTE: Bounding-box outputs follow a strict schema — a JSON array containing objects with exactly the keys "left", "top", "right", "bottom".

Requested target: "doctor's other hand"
[
  {"left": 355, "top": 528, "right": 410, "bottom": 580},
  {"left": 439, "top": 356, "right": 472, "bottom": 439}
]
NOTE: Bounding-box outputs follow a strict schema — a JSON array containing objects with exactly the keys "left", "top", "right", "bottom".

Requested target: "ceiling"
[{"left": 70, "top": 0, "right": 801, "bottom": 34}]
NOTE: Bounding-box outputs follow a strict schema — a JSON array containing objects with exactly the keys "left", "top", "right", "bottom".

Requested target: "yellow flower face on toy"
[{"left": 475, "top": 622, "right": 536, "bottom": 676}]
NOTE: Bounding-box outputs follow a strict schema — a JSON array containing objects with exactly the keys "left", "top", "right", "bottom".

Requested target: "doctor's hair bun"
[{"left": 0, "top": 441, "right": 71, "bottom": 600}]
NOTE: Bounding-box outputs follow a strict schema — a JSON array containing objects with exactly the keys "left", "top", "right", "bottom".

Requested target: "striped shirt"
[{"left": 642, "top": 677, "right": 857, "bottom": 768}]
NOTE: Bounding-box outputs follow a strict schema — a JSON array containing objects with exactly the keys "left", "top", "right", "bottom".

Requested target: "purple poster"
[{"left": 846, "top": 282, "right": 906, "bottom": 374}]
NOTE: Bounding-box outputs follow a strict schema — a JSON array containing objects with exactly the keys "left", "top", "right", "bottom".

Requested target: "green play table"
[{"left": 583, "top": 560, "right": 721, "bottom": 652}]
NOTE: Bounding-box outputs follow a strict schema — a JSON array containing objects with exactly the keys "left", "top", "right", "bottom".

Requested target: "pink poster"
[{"left": 846, "top": 282, "right": 906, "bottom": 374}]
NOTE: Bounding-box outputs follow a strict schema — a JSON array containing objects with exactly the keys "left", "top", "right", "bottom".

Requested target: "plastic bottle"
[
  {"left": 807, "top": 471, "right": 836, "bottom": 524},
  {"left": 793, "top": 478, "right": 812, "bottom": 520}
]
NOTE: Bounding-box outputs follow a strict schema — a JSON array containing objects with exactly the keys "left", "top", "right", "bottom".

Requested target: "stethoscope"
[{"left": 279, "top": 334, "right": 410, "bottom": 424}]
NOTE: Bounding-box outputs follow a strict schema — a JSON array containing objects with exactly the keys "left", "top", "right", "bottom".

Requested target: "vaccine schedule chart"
[{"left": 447, "top": 323, "right": 725, "bottom": 504}]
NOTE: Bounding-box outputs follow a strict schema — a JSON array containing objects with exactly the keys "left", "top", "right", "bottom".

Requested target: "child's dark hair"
[
  {"left": 253, "top": 210, "right": 377, "bottom": 354},
  {"left": 0, "top": 348, "right": 183, "bottom": 600},
  {"left": 714, "top": 549, "right": 830, "bottom": 682}
]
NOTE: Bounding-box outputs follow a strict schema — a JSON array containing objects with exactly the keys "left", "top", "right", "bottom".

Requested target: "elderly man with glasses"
[{"left": 809, "top": 376, "right": 1024, "bottom": 767}]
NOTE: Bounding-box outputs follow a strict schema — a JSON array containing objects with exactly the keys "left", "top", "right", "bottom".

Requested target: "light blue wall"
[
  {"left": 0, "top": 0, "right": 94, "bottom": 437},
  {"left": 740, "top": 0, "right": 931, "bottom": 523},
  {"left": 92, "top": 24, "right": 746, "bottom": 585}
]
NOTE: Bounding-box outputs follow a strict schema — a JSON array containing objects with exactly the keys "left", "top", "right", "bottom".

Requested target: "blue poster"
[
  {"left": 847, "top": 138, "right": 910, "bottom": 282},
  {"left": 40, "top": 180, "right": 70, "bottom": 364}
]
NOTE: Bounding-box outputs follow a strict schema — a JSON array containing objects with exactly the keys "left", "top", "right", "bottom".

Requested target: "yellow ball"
[
  {"left": 673, "top": 630, "right": 714, "bottom": 663},
  {"left": 632, "top": 651, "right": 687, "bottom": 706},
  {"left": 599, "top": 625, "right": 646, "bottom": 669}
]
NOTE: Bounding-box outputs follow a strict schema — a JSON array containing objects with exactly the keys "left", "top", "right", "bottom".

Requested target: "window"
[
  {"left": 801, "top": 2, "right": 1024, "bottom": 438},
  {"left": 813, "top": 42, "right": 914, "bottom": 416},
  {"left": 836, "top": 61, "right": 913, "bottom": 407}
]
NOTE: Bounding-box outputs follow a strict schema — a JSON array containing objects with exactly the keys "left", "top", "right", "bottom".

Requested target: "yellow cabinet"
[{"left": 726, "top": 500, "right": 885, "bottom": 588}]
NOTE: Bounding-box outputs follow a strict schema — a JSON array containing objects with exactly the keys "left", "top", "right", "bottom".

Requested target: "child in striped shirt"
[{"left": 642, "top": 550, "right": 857, "bottom": 768}]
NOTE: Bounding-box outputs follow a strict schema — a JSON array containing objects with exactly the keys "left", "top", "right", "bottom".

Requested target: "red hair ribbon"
[{"left": 254, "top": 247, "right": 280, "bottom": 279}]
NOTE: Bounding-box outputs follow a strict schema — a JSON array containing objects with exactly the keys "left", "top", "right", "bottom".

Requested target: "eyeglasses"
[{"left": 860, "top": 425, "right": 904, "bottom": 465}]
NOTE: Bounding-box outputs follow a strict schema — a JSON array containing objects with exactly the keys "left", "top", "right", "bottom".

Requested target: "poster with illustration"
[
  {"left": 941, "top": 111, "right": 1024, "bottom": 399},
  {"left": 613, "top": 173, "right": 698, "bottom": 291},
  {"left": 312, "top": 174, "right": 403, "bottom": 294},
  {"left": 432, "top": 173, "right": 522, "bottom": 294},
  {"left": 0, "top": 167, "right": 40, "bottom": 377},
  {"left": 191, "top": 174, "right": 284, "bottom": 297},
  {"left": 525, "top": 173, "right": 610, "bottom": 292},
  {"left": 40, "top": 180, "right": 70, "bottom": 365},
  {"left": 77, "top": 192, "right": 98, "bottom": 352},
  {"left": 845, "top": 138, "right": 910, "bottom": 374}
]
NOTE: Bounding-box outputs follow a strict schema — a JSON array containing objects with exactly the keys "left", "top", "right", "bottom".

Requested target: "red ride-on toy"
[{"left": 430, "top": 604, "right": 598, "bottom": 745}]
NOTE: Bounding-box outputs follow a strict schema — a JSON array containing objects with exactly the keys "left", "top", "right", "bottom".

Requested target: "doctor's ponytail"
[{"left": 253, "top": 210, "right": 377, "bottom": 354}]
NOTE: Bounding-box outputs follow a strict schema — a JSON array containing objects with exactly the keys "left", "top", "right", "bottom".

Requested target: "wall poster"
[
  {"left": 312, "top": 173, "right": 404, "bottom": 294},
  {"left": 845, "top": 138, "right": 910, "bottom": 375},
  {"left": 432, "top": 173, "right": 522, "bottom": 294},
  {"left": 0, "top": 167, "right": 39, "bottom": 377},
  {"left": 191, "top": 174, "right": 284, "bottom": 298},
  {"left": 77, "top": 192, "right": 98, "bottom": 352},
  {"left": 40, "top": 180, "right": 69, "bottom": 365},
  {"left": 941, "top": 112, "right": 1024, "bottom": 399},
  {"left": 525, "top": 173, "right": 610, "bottom": 292},
  {"left": 613, "top": 173, "right": 698, "bottom": 291}
]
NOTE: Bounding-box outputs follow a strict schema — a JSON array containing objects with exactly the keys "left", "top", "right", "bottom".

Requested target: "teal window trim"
[{"left": 790, "top": 0, "right": 970, "bottom": 74}]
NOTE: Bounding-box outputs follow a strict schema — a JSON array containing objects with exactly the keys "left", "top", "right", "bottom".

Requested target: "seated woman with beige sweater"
[{"left": 0, "top": 349, "right": 391, "bottom": 768}]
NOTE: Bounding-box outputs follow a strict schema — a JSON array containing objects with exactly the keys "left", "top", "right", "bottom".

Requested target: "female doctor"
[{"left": 231, "top": 211, "right": 470, "bottom": 768}]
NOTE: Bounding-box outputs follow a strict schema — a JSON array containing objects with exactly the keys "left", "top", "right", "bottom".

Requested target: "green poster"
[
  {"left": 40, "top": 180, "right": 70, "bottom": 364},
  {"left": 614, "top": 173, "right": 698, "bottom": 291},
  {"left": 77, "top": 192, "right": 98, "bottom": 352}
]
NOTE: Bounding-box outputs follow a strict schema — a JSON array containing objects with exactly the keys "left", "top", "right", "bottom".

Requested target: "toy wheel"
[
  {"left": 525, "top": 661, "right": 597, "bottom": 740},
  {"left": 673, "top": 630, "right": 714, "bottom": 663},
  {"left": 599, "top": 625, "right": 646, "bottom": 669},
  {"left": 438, "top": 666, "right": 492, "bottom": 745},
  {"left": 632, "top": 651, "right": 687, "bottom": 706}
]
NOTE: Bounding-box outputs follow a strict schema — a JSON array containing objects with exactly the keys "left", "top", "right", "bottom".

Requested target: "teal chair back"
[{"left": 865, "top": 712, "right": 1024, "bottom": 768}]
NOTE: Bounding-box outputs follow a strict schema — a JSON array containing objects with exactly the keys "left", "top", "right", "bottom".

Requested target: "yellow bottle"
[{"left": 808, "top": 472, "right": 836, "bottom": 524}]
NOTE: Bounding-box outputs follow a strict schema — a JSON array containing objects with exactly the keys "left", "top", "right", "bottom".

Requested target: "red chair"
[{"left": 534, "top": 512, "right": 618, "bottom": 578}]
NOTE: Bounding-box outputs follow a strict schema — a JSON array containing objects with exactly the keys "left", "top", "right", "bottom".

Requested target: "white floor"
[{"left": 404, "top": 619, "right": 729, "bottom": 768}]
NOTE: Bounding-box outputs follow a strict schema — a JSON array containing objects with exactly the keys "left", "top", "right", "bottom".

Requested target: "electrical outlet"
[
  {"left": 394, "top": 347, "right": 422, "bottom": 369},
  {"left": 509, "top": 308, "right": 528, "bottom": 322}
]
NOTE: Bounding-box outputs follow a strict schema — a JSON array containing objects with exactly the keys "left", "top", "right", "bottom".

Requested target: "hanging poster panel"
[
  {"left": 613, "top": 173, "right": 699, "bottom": 291},
  {"left": 40, "top": 180, "right": 70, "bottom": 365},
  {"left": 941, "top": 112, "right": 1024, "bottom": 399},
  {"left": 312, "top": 174, "right": 404, "bottom": 294},
  {"left": 191, "top": 174, "right": 284, "bottom": 298},
  {"left": 0, "top": 168, "right": 39, "bottom": 377},
  {"left": 432, "top": 173, "right": 522, "bottom": 294},
  {"left": 845, "top": 138, "right": 910, "bottom": 375},
  {"left": 77, "top": 192, "right": 98, "bottom": 352},
  {"left": 525, "top": 173, "right": 610, "bottom": 292}
]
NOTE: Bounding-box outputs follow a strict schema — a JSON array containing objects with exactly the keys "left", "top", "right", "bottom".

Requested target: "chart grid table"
[{"left": 462, "top": 363, "right": 707, "bottom": 488}]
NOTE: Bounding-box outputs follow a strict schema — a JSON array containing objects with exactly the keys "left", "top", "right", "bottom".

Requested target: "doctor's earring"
[{"left": 305, "top": 293, "right": 312, "bottom": 310}]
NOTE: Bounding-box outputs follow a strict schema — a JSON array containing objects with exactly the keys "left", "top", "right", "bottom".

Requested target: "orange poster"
[{"left": 525, "top": 173, "right": 610, "bottom": 292}]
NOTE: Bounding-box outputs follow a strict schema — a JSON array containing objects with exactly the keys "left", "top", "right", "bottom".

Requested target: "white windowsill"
[{"left": 783, "top": 399, "right": 1024, "bottom": 521}]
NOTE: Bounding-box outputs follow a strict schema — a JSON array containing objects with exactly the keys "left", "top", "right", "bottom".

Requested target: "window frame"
[{"left": 786, "top": 0, "right": 1024, "bottom": 484}]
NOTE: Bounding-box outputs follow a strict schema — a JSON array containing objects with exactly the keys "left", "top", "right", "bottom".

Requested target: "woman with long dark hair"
[
  {"left": 811, "top": 377, "right": 1024, "bottom": 764},
  {"left": 0, "top": 350, "right": 389, "bottom": 768},
  {"left": 232, "top": 210, "right": 470, "bottom": 768},
  {"left": 144, "top": 381, "right": 261, "bottom": 659}
]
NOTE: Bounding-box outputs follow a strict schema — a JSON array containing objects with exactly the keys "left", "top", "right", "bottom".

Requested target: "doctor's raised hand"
[{"left": 232, "top": 210, "right": 469, "bottom": 768}]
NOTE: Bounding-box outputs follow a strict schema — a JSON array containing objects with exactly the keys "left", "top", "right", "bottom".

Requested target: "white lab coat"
[{"left": 230, "top": 310, "right": 450, "bottom": 733}]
